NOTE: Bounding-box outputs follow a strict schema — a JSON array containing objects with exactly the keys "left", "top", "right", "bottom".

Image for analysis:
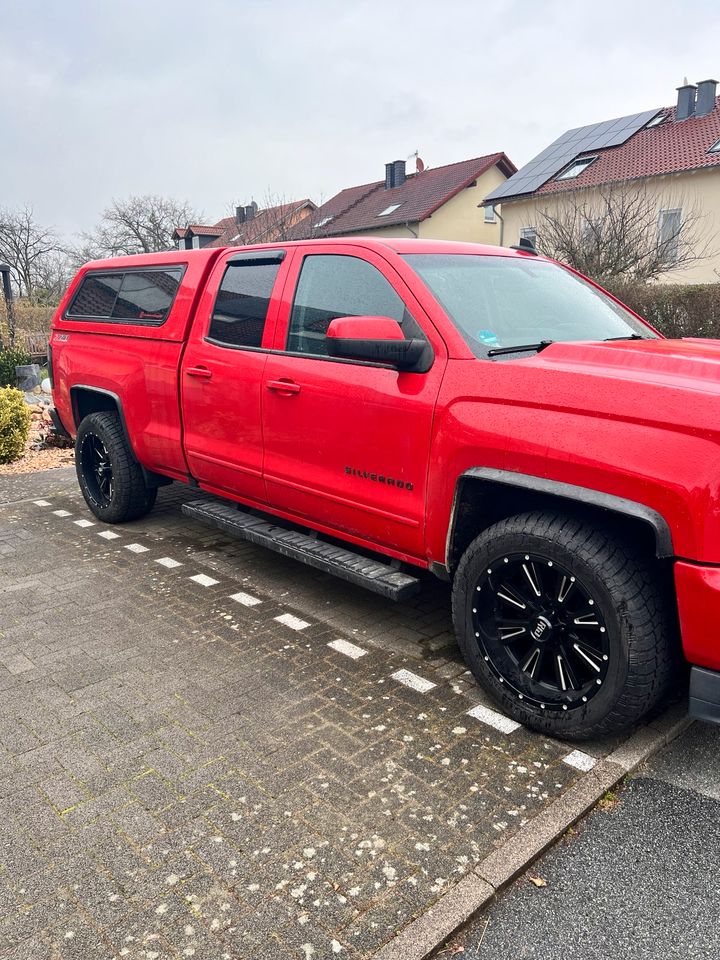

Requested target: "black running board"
[{"left": 181, "top": 499, "right": 422, "bottom": 601}]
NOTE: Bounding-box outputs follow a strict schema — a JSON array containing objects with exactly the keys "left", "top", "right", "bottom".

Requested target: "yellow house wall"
[
  {"left": 500, "top": 169, "right": 720, "bottom": 284},
  {"left": 417, "top": 165, "right": 507, "bottom": 244}
]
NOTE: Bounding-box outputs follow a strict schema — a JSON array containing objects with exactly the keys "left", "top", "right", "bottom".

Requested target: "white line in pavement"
[
  {"left": 229, "top": 591, "right": 262, "bottom": 607},
  {"left": 391, "top": 669, "right": 436, "bottom": 693},
  {"left": 563, "top": 749, "right": 597, "bottom": 772},
  {"left": 124, "top": 543, "right": 149, "bottom": 554},
  {"left": 33, "top": 500, "right": 51, "bottom": 507},
  {"left": 328, "top": 639, "right": 367, "bottom": 660},
  {"left": 189, "top": 573, "right": 219, "bottom": 587},
  {"left": 156, "top": 557, "right": 182, "bottom": 569},
  {"left": 52, "top": 510, "right": 71, "bottom": 517},
  {"left": 74, "top": 519, "right": 95, "bottom": 528},
  {"left": 467, "top": 704, "right": 521, "bottom": 734},
  {"left": 97, "top": 530, "right": 121, "bottom": 540},
  {"left": 275, "top": 613, "right": 310, "bottom": 631}
]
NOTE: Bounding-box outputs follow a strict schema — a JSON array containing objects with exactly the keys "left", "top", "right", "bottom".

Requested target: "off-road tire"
[
  {"left": 75, "top": 412, "right": 157, "bottom": 523},
  {"left": 452, "top": 511, "right": 679, "bottom": 739}
]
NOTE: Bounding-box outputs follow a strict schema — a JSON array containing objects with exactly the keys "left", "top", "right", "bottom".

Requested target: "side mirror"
[{"left": 326, "top": 315, "right": 428, "bottom": 371}]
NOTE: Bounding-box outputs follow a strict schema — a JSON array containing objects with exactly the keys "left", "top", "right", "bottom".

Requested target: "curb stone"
[{"left": 372, "top": 705, "right": 693, "bottom": 960}]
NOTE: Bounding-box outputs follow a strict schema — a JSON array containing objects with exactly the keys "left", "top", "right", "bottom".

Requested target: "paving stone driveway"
[{"left": 0, "top": 469, "right": 636, "bottom": 959}]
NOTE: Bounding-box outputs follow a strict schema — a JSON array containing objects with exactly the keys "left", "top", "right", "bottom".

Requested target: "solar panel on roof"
[{"left": 486, "top": 108, "right": 662, "bottom": 202}]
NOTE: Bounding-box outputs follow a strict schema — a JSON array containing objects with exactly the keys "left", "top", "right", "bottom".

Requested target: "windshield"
[{"left": 404, "top": 254, "right": 657, "bottom": 358}]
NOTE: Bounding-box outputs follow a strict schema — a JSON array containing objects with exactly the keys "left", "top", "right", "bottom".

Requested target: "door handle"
[
  {"left": 185, "top": 366, "right": 213, "bottom": 379},
  {"left": 266, "top": 379, "right": 301, "bottom": 395}
]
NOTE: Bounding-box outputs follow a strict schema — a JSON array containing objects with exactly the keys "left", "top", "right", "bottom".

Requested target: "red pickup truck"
[{"left": 49, "top": 237, "right": 720, "bottom": 738}]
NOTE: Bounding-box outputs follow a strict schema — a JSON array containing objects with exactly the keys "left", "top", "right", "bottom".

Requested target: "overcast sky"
[{"left": 1, "top": 0, "right": 718, "bottom": 240}]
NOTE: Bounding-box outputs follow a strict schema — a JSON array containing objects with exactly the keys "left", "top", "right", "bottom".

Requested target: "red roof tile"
[
  {"left": 291, "top": 154, "right": 515, "bottom": 238},
  {"left": 530, "top": 97, "right": 720, "bottom": 199}
]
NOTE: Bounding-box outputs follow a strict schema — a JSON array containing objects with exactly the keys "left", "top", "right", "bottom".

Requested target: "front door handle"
[
  {"left": 266, "top": 379, "right": 301, "bottom": 395},
  {"left": 185, "top": 366, "right": 213, "bottom": 379}
]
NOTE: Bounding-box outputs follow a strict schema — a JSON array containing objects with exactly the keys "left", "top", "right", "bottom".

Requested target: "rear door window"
[
  {"left": 208, "top": 258, "right": 283, "bottom": 348},
  {"left": 67, "top": 268, "right": 184, "bottom": 323}
]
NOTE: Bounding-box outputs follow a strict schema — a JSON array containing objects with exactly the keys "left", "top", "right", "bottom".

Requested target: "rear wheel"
[
  {"left": 452, "top": 511, "right": 677, "bottom": 739},
  {"left": 75, "top": 411, "right": 157, "bottom": 523}
]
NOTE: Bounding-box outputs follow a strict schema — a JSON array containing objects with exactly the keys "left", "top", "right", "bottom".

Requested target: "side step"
[{"left": 181, "top": 499, "right": 422, "bottom": 601}]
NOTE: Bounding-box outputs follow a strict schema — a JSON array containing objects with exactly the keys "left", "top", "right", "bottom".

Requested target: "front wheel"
[
  {"left": 75, "top": 411, "right": 157, "bottom": 523},
  {"left": 452, "top": 512, "right": 678, "bottom": 739}
]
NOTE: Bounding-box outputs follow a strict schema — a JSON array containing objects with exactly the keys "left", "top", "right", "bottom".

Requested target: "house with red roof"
[
  {"left": 289, "top": 153, "right": 516, "bottom": 244},
  {"left": 174, "top": 198, "right": 316, "bottom": 250},
  {"left": 486, "top": 79, "right": 720, "bottom": 283}
]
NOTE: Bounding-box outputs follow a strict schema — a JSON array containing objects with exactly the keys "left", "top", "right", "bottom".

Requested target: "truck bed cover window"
[{"left": 67, "top": 267, "right": 184, "bottom": 324}]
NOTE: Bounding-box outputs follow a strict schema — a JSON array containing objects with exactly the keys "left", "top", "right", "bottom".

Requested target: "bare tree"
[
  {"left": 78, "top": 194, "right": 201, "bottom": 261},
  {"left": 528, "top": 184, "right": 716, "bottom": 283},
  {"left": 0, "top": 206, "right": 66, "bottom": 300}
]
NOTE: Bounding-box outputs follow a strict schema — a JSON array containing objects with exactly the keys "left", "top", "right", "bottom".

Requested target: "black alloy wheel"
[
  {"left": 452, "top": 512, "right": 679, "bottom": 738},
  {"left": 75, "top": 411, "right": 157, "bottom": 523},
  {"left": 472, "top": 552, "right": 610, "bottom": 712},
  {"left": 80, "top": 432, "right": 114, "bottom": 508}
]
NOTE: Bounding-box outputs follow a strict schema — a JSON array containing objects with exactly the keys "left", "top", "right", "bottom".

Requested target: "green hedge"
[
  {"left": 0, "top": 347, "right": 31, "bottom": 388},
  {"left": 606, "top": 282, "right": 720, "bottom": 340}
]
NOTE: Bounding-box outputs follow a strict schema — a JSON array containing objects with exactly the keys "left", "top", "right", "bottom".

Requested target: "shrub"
[
  {"left": 0, "top": 347, "right": 32, "bottom": 388},
  {"left": 606, "top": 282, "right": 720, "bottom": 340},
  {"left": 0, "top": 387, "right": 31, "bottom": 464}
]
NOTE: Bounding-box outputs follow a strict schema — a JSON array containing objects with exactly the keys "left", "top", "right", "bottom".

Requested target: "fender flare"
[{"left": 447, "top": 467, "right": 674, "bottom": 565}]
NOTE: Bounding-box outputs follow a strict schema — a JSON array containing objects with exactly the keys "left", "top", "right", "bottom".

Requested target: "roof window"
[
  {"left": 378, "top": 203, "right": 403, "bottom": 217},
  {"left": 556, "top": 156, "right": 597, "bottom": 181},
  {"left": 313, "top": 216, "right": 333, "bottom": 228},
  {"left": 645, "top": 113, "right": 666, "bottom": 128},
  {"left": 709, "top": 138, "right": 720, "bottom": 154}
]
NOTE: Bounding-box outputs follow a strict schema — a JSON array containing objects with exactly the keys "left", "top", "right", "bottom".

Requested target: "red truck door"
[
  {"left": 262, "top": 247, "right": 447, "bottom": 561},
  {"left": 181, "top": 249, "right": 288, "bottom": 504}
]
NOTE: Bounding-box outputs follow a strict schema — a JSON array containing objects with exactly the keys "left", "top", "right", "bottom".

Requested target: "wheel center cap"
[{"left": 529, "top": 615, "right": 553, "bottom": 643}]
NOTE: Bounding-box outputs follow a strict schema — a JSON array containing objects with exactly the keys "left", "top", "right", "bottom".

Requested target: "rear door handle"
[
  {"left": 266, "top": 379, "right": 301, "bottom": 395},
  {"left": 185, "top": 366, "right": 213, "bottom": 379}
]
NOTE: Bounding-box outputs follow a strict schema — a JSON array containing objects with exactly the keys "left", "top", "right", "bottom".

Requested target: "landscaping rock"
[{"left": 15, "top": 363, "right": 41, "bottom": 391}]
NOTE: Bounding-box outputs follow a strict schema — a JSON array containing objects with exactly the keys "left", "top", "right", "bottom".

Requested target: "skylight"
[
  {"left": 646, "top": 113, "right": 666, "bottom": 128},
  {"left": 556, "top": 156, "right": 597, "bottom": 180},
  {"left": 709, "top": 138, "right": 720, "bottom": 154},
  {"left": 378, "top": 203, "right": 403, "bottom": 217},
  {"left": 314, "top": 216, "right": 333, "bottom": 228}
]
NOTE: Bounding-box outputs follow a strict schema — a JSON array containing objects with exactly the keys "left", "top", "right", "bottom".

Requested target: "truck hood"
[{"left": 531, "top": 338, "right": 720, "bottom": 395}]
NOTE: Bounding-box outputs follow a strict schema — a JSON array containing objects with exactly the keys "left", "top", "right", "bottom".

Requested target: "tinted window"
[
  {"left": 112, "top": 270, "right": 182, "bottom": 322},
  {"left": 287, "top": 255, "right": 425, "bottom": 357},
  {"left": 67, "top": 269, "right": 182, "bottom": 323},
  {"left": 68, "top": 273, "right": 123, "bottom": 318},
  {"left": 209, "top": 261, "right": 281, "bottom": 348}
]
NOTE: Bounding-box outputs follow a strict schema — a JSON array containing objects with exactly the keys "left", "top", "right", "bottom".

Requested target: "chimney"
[
  {"left": 384, "top": 160, "right": 407, "bottom": 189},
  {"left": 245, "top": 201, "right": 258, "bottom": 221},
  {"left": 676, "top": 82, "right": 697, "bottom": 120},
  {"left": 696, "top": 78, "right": 718, "bottom": 117},
  {"left": 235, "top": 205, "right": 246, "bottom": 224}
]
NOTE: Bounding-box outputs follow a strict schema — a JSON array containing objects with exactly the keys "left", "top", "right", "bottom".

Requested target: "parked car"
[{"left": 49, "top": 237, "right": 720, "bottom": 738}]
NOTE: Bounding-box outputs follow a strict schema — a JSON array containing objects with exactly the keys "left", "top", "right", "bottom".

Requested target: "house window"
[
  {"left": 378, "top": 203, "right": 403, "bottom": 217},
  {"left": 658, "top": 208, "right": 682, "bottom": 264},
  {"left": 191, "top": 235, "right": 200, "bottom": 249},
  {"left": 314, "top": 216, "right": 333, "bottom": 228},
  {"left": 646, "top": 114, "right": 666, "bottom": 128},
  {"left": 484, "top": 204, "right": 496, "bottom": 223},
  {"left": 709, "top": 138, "right": 720, "bottom": 154},
  {"left": 520, "top": 228, "right": 538, "bottom": 247},
  {"left": 556, "top": 156, "right": 597, "bottom": 181}
]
